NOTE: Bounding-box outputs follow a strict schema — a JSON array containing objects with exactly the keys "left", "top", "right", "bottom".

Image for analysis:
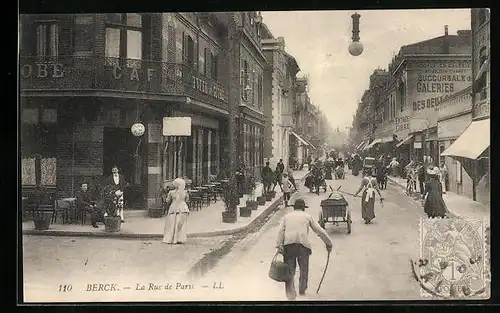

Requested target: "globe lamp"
[
  {"left": 348, "top": 41, "right": 364, "bottom": 56},
  {"left": 349, "top": 12, "right": 364, "bottom": 57}
]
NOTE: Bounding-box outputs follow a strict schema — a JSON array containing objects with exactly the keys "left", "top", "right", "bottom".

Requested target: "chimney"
[{"left": 444, "top": 25, "right": 449, "bottom": 36}]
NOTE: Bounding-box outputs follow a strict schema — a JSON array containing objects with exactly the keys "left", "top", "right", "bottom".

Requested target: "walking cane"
[{"left": 316, "top": 250, "right": 330, "bottom": 294}]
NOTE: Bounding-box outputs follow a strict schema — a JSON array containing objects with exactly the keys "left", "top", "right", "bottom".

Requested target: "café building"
[{"left": 20, "top": 13, "right": 231, "bottom": 209}]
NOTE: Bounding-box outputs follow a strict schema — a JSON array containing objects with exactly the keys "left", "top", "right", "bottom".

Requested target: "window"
[
  {"left": 104, "top": 13, "right": 143, "bottom": 66},
  {"left": 36, "top": 22, "right": 58, "bottom": 58},
  {"left": 184, "top": 35, "right": 195, "bottom": 67},
  {"left": 105, "top": 27, "right": 121, "bottom": 58},
  {"left": 203, "top": 48, "right": 208, "bottom": 75},
  {"left": 257, "top": 73, "right": 263, "bottom": 108},
  {"left": 399, "top": 83, "right": 406, "bottom": 112},
  {"left": 241, "top": 59, "right": 249, "bottom": 100},
  {"left": 476, "top": 46, "right": 488, "bottom": 100},
  {"left": 74, "top": 15, "right": 94, "bottom": 54},
  {"left": 211, "top": 53, "right": 218, "bottom": 80}
]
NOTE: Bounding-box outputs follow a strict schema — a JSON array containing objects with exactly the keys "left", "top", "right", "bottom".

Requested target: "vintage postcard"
[{"left": 19, "top": 9, "right": 490, "bottom": 303}]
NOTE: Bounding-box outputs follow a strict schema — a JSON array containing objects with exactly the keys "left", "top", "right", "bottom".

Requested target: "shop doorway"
[{"left": 103, "top": 127, "right": 145, "bottom": 209}]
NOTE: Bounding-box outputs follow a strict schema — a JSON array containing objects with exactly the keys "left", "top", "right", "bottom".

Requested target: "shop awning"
[
  {"left": 364, "top": 139, "right": 381, "bottom": 150},
  {"left": 355, "top": 141, "right": 365, "bottom": 150},
  {"left": 290, "top": 131, "right": 309, "bottom": 146},
  {"left": 302, "top": 137, "right": 316, "bottom": 150},
  {"left": 379, "top": 136, "right": 394, "bottom": 143},
  {"left": 441, "top": 119, "right": 490, "bottom": 160},
  {"left": 396, "top": 135, "right": 413, "bottom": 148}
]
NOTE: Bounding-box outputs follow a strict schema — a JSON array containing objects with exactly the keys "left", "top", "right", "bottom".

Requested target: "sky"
[{"left": 261, "top": 9, "right": 471, "bottom": 130}]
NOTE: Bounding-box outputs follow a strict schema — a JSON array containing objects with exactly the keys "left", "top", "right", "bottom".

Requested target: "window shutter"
[
  {"left": 205, "top": 50, "right": 211, "bottom": 77},
  {"left": 182, "top": 32, "right": 186, "bottom": 63}
]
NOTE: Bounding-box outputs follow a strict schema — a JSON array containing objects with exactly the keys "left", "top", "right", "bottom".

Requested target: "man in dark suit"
[
  {"left": 104, "top": 165, "right": 128, "bottom": 222},
  {"left": 273, "top": 159, "right": 285, "bottom": 191},
  {"left": 75, "top": 183, "right": 102, "bottom": 228}
]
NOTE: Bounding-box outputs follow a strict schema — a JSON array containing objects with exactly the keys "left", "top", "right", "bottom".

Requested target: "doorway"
[{"left": 103, "top": 127, "right": 145, "bottom": 209}]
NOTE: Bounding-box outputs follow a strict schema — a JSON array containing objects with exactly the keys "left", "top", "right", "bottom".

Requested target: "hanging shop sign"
[{"left": 163, "top": 117, "right": 192, "bottom": 136}]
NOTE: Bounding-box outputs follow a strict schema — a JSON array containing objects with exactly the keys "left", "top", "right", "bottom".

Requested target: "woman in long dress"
[
  {"left": 354, "top": 168, "right": 383, "bottom": 224},
  {"left": 163, "top": 178, "right": 190, "bottom": 244},
  {"left": 422, "top": 168, "right": 448, "bottom": 218}
]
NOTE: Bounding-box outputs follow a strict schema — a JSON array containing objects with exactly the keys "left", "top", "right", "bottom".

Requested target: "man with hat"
[{"left": 276, "top": 198, "right": 333, "bottom": 300}]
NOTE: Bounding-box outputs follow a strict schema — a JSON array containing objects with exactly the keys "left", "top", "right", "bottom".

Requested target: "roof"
[
  {"left": 285, "top": 51, "right": 301, "bottom": 74},
  {"left": 399, "top": 32, "right": 472, "bottom": 55},
  {"left": 260, "top": 23, "right": 274, "bottom": 39}
]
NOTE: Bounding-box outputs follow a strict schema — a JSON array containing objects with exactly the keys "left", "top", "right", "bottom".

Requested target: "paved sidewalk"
[
  {"left": 23, "top": 174, "right": 310, "bottom": 239},
  {"left": 387, "top": 175, "right": 490, "bottom": 222}
]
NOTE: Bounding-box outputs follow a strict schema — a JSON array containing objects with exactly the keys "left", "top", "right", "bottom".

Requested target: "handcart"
[{"left": 318, "top": 191, "right": 351, "bottom": 234}]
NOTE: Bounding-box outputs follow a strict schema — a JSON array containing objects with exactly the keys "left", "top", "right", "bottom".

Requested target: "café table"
[{"left": 61, "top": 197, "right": 77, "bottom": 224}]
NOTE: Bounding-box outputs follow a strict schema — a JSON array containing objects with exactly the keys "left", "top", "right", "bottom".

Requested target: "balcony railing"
[{"left": 20, "top": 56, "right": 229, "bottom": 110}]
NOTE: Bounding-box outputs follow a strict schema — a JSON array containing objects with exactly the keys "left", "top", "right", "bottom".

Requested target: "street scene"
[{"left": 20, "top": 9, "right": 490, "bottom": 303}]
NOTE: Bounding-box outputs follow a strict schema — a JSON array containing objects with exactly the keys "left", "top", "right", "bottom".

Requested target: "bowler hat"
[{"left": 294, "top": 199, "right": 309, "bottom": 209}]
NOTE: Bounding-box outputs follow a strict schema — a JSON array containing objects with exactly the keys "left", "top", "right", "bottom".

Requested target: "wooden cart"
[{"left": 319, "top": 193, "right": 351, "bottom": 234}]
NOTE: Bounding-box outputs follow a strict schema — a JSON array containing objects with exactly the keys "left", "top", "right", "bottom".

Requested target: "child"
[{"left": 281, "top": 173, "right": 295, "bottom": 207}]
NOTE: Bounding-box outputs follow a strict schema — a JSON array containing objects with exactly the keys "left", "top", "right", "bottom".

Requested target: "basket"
[{"left": 268, "top": 252, "right": 293, "bottom": 282}]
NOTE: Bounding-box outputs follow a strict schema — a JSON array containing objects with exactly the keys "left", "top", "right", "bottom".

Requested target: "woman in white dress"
[{"left": 163, "top": 178, "right": 190, "bottom": 244}]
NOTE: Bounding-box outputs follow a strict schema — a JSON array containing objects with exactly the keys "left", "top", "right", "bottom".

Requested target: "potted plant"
[
  {"left": 30, "top": 185, "right": 53, "bottom": 231},
  {"left": 222, "top": 182, "right": 237, "bottom": 223},
  {"left": 245, "top": 176, "right": 258, "bottom": 210},
  {"left": 103, "top": 185, "right": 122, "bottom": 232},
  {"left": 266, "top": 189, "right": 276, "bottom": 201}
]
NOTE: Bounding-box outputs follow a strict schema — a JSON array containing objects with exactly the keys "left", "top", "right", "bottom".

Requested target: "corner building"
[{"left": 20, "top": 13, "right": 234, "bottom": 209}]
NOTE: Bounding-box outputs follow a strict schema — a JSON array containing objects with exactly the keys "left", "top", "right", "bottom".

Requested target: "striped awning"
[
  {"left": 290, "top": 131, "right": 309, "bottom": 146},
  {"left": 441, "top": 119, "right": 490, "bottom": 160},
  {"left": 364, "top": 139, "right": 380, "bottom": 150},
  {"left": 396, "top": 135, "right": 413, "bottom": 148}
]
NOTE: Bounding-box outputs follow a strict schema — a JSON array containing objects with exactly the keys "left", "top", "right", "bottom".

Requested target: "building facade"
[
  {"left": 351, "top": 26, "right": 472, "bottom": 170},
  {"left": 20, "top": 13, "right": 238, "bottom": 209},
  {"left": 440, "top": 9, "right": 490, "bottom": 205},
  {"left": 233, "top": 12, "right": 266, "bottom": 179},
  {"left": 261, "top": 26, "right": 300, "bottom": 170}
]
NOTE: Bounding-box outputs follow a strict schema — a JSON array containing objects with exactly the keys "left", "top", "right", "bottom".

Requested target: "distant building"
[{"left": 261, "top": 26, "right": 300, "bottom": 170}]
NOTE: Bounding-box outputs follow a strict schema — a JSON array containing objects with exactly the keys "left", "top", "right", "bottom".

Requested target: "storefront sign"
[
  {"left": 112, "top": 65, "right": 227, "bottom": 102},
  {"left": 163, "top": 117, "right": 192, "bottom": 136},
  {"left": 407, "top": 59, "right": 472, "bottom": 132},
  {"left": 395, "top": 116, "right": 410, "bottom": 132},
  {"left": 21, "top": 63, "right": 64, "bottom": 78},
  {"left": 437, "top": 88, "right": 472, "bottom": 120}
]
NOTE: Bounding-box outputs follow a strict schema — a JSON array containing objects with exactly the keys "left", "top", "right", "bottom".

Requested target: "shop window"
[
  {"left": 74, "top": 15, "right": 94, "bottom": 54},
  {"left": 36, "top": 22, "right": 59, "bottom": 59}
]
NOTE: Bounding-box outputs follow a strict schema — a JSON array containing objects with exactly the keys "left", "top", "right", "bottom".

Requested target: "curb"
[
  {"left": 22, "top": 194, "right": 287, "bottom": 240},
  {"left": 22, "top": 174, "right": 307, "bottom": 240}
]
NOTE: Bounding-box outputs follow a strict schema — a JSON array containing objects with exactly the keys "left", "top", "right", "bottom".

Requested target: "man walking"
[
  {"left": 262, "top": 161, "right": 274, "bottom": 194},
  {"left": 276, "top": 199, "right": 333, "bottom": 300},
  {"left": 273, "top": 159, "right": 285, "bottom": 191}
]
